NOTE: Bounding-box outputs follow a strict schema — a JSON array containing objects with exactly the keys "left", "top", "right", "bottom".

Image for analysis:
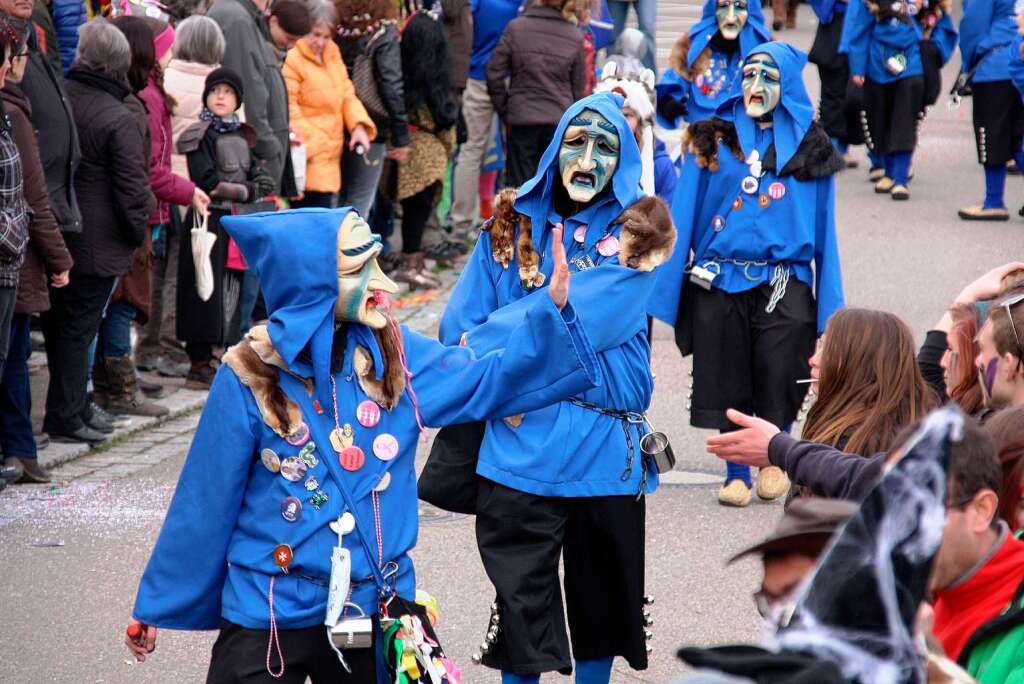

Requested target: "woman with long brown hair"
[{"left": 803, "top": 308, "right": 936, "bottom": 457}]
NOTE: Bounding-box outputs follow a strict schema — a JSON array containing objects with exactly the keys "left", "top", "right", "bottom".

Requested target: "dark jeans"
[
  {"left": 99, "top": 299, "right": 137, "bottom": 358},
  {"left": 507, "top": 124, "right": 558, "bottom": 187},
  {"left": 399, "top": 182, "right": 438, "bottom": 254},
  {"left": 41, "top": 273, "right": 117, "bottom": 433},
  {"left": 0, "top": 313, "right": 35, "bottom": 458},
  {"left": 0, "top": 286, "right": 16, "bottom": 376},
  {"left": 292, "top": 191, "right": 335, "bottom": 209}
]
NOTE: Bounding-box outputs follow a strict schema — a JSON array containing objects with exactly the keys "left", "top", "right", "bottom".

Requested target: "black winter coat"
[
  {"left": 339, "top": 24, "right": 410, "bottom": 148},
  {"left": 63, "top": 68, "right": 155, "bottom": 278},
  {"left": 21, "top": 31, "right": 82, "bottom": 234}
]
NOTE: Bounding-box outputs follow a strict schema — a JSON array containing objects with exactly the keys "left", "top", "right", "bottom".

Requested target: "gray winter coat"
[{"left": 207, "top": 0, "right": 289, "bottom": 193}]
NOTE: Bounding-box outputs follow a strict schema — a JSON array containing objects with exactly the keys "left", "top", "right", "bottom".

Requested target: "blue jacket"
[
  {"left": 441, "top": 93, "right": 664, "bottom": 498},
  {"left": 53, "top": 0, "right": 88, "bottom": 75},
  {"left": 959, "top": 0, "right": 1017, "bottom": 84},
  {"left": 1009, "top": 34, "right": 1024, "bottom": 99},
  {"left": 655, "top": 0, "right": 771, "bottom": 128},
  {"left": 654, "top": 139, "right": 678, "bottom": 205},
  {"left": 810, "top": 0, "right": 846, "bottom": 24},
  {"left": 469, "top": 0, "right": 522, "bottom": 81},
  {"left": 131, "top": 207, "right": 601, "bottom": 629},
  {"left": 923, "top": 9, "right": 958, "bottom": 66},
  {"left": 649, "top": 42, "right": 845, "bottom": 336},
  {"left": 840, "top": 0, "right": 924, "bottom": 84}
]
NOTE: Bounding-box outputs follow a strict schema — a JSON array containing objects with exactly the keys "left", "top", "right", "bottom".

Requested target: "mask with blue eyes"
[
  {"left": 716, "top": 0, "right": 748, "bottom": 40},
  {"left": 558, "top": 109, "right": 621, "bottom": 203},
  {"left": 741, "top": 52, "right": 781, "bottom": 119}
]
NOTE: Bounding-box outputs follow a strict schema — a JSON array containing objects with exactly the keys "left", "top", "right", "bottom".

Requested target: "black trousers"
[
  {"left": 206, "top": 620, "right": 377, "bottom": 683},
  {"left": 862, "top": 76, "right": 924, "bottom": 155},
  {"left": 399, "top": 182, "right": 438, "bottom": 254},
  {"left": 475, "top": 479, "right": 649, "bottom": 675},
  {"left": 971, "top": 80, "right": 1024, "bottom": 167},
  {"left": 507, "top": 124, "right": 558, "bottom": 188},
  {"left": 40, "top": 273, "right": 116, "bottom": 433}
]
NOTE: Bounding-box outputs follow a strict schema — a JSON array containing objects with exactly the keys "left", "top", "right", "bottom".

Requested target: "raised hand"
[
  {"left": 704, "top": 408, "right": 780, "bottom": 467},
  {"left": 548, "top": 223, "right": 569, "bottom": 311}
]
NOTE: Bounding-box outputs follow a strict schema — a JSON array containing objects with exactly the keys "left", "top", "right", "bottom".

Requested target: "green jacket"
[{"left": 962, "top": 575, "right": 1024, "bottom": 682}]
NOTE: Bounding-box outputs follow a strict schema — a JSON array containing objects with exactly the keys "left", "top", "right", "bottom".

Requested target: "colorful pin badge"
[
  {"left": 281, "top": 496, "right": 303, "bottom": 522},
  {"left": 280, "top": 456, "right": 308, "bottom": 482},
  {"left": 758, "top": 194, "right": 771, "bottom": 209},
  {"left": 711, "top": 215, "right": 726, "bottom": 232},
  {"left": 597, "top": 234, "right": 620, "bottom": 257},
  {"left": 768, "top": 182, "right": 786, "bottom": 200},
  {"left": 304, "top": 476, "right": 320, "bottom": 492},
  {"left": 273, "top": 543, "right": 293, "bottom": 570},
  {"left": 339, "top": 446, "right": 366, "bottom": 472},
  {"left": 374, "top": 471, "right": 392, "bottom": 493},
  {"left": 261, "top": 448, "right": 281, "bottom": 473},
  {"left": 573, "top": 226, "right": 586, "bottom": 243},
  {"left": 299, "top": 442, "right": 319, "bottom": 468},
  {"left": 356, "top": 400, "right": 381, "bottom": 428},
  {"left": 330, "top": 424, "right": 355, "bottom": 453},
  {"left": 373, "top": 433, "right": 400, "bottom": 462},
  {"left": 731, "top": 196, "right": 743, "bottom": 212},
  {"left": 309, "top": 490, "right": 329, "bottom": 510},
  {"left": 285, "top": 422, "right": 311, "bottom": 446},
  {"left": 741, "top": 176, "right": 759, "bottom": 194}
]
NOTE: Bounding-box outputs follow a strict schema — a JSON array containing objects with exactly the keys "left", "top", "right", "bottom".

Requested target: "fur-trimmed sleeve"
[{"left": 616, "top": 196, "right": 676, "bottom": 271}]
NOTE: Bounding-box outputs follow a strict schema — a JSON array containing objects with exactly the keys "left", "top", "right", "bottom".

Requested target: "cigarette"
[{"left": 795, "top": 378, "right": 818, "bottom": 384}]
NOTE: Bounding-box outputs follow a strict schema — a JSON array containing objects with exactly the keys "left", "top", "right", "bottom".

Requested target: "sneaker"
[
  {"left": 49, "top": 425, "right": 108, "bottom": 446},
  {"left": 755, "top": 466, "right": 790, "bottom": 501},
  {"left": 890, "top": 184, "right": 910, "bottom": 201},
  {"left": 874, "top": 176, "right": 895, "bottom": 193},
  {"left": 868, "top": 166, "right": 884, "bottom": 182},
  {"left": 2, "top": 457, "right": 23, "bottom": 482},
  {"left": 83, "top": 402, "right": 116, "bottom": 433},
  {"left": 958, "top": 205, "right": 1010, "bottom": 221},
  {"left": 155, "top": 357, "right": 189, "bottom": 378},
  {"left": 7, "top": 457, "right": 51, "bottom": 484},
  {"left": 424, "top": 239, "right": 468, "bottom": 262},
  {"left": 718, "top": 479, "right": 752, "bottom": 507}
]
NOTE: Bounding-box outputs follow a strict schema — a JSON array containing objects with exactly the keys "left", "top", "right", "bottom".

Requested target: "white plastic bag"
[
  {"left": 291, "top": 143, "right": 307, "bottom": 196},
  {"left": 190, "top": 210, "right": 217, "bottom": 302}
]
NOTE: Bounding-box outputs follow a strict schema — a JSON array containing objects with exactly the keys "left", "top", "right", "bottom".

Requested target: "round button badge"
[
  {"left": 373, "top": 471, "right": 392, "bottom": 493},
  {"left": 597, "top": 235, "right": 620, "bottom": 258},
  {"left": 339, "top": 446, "right": 366, "bottom": 472},
  {"left": 285, "top": 422, "right": 311, "bottom": 446},
  {"left": 272, "top": 544, "right": 293, "bottom": 569},
  {"left": 768, "top": 182, "right": 786, "bottom": 200},
  {"left": 573, "top": 226, "right": 586, "bottom": 243},
  {"left": 281, "top": 496, "right": 303, "bottom": 523},
  {"left": 373, "top": 433, "right": 400, "bottom": 462},
  {"left": 741, "top": 176, "right": 759, "bottom": 195},
  {"left": 261, "top": 448, "right": 281, "bottom": 473},
  {"left": 280, "top": 456, "right": 308, "bottom": 482},
  {"left": 356, "top": 401, "right": 381, "bottom": 428}
]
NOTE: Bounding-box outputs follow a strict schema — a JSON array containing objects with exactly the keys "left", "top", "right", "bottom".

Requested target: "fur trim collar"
[
  {"left": 686, "top": 117, "right": 842, "bottom": 180},
  {"left": 485, "top": 188, "right": 675, "bottom": 279},
  {"left": 669, "top": 34, "right": 691, "bottom": 78}
]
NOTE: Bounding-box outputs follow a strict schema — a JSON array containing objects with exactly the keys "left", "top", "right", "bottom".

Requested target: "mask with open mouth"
[
  {"left": 558, "top": 108, "right": 621, "bottom": 203},
  {"left": 716, "top": 0, "right": 749, "bottom": 40},
  {"left": 741, "top": 52, "right": 781, "bottom": 119},
  {"left": 335, "top": 212, "right": 399, "bottom": 329}
]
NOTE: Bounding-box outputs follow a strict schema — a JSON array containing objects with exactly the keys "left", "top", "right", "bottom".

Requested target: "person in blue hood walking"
[
  {"left": 437, "top": 92, "right": 675, "bottom": 684},
  {"left": 957, "top": 0, "right": 1023, "bottom": 221},
  {"left": 808, "top": 0, "right": 865, "bottom": 168},
  {"left": 841, "top": 0, "right": 925, "bottom": 200},
  {"left": 649, "top": 42, "right": 845, "bottom": 508},
  {"left": 656, "top": 0, "right": 772, "bottom": 130},
  {"left": 121, "top": 206, "right": 606, "bottom": 682}
]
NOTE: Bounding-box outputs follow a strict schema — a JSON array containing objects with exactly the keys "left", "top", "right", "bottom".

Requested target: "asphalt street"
[{"left": 3, "top": 5, "right": 1024, "bottom": 683}]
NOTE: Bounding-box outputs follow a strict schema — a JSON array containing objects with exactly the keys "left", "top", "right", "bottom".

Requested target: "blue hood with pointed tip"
[
  {"left": 718, "top": 41, "right": 815, "bottom": 172},
  {"left": 514, "top": 92, "right": 644, "bottom": 248},
  {"left": 687, "top": 0, "right": 772, "bottom": 67}
]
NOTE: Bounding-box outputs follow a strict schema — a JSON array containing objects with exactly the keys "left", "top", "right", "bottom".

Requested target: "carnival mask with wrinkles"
[
  {"left": 559, "top": 109, "right": 620, "bottom": 203},
  {"left": 716, "top": 0, "right": 749, "bottom": 40},
  {"left": 335, "top": 212, "right": 398, "bottom": 329},
  {"left": 742, "top": 53, "right": 781, "bottom": 119}
]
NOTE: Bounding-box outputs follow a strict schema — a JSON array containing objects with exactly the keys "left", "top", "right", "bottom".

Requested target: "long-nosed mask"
[{"left": 335, "top": 212, "right": 399, "bottom": 329}]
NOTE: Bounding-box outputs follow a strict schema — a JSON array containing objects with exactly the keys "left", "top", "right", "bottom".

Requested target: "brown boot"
[
  {"left": 185, "top": 360, "right": 216, "bottom": 390},
  {"left": 91, "top": 352, "right": 113, "bottom": 409},
  {"left": 103, "top": 356, "right": 170, "bottom": 417},
  {"left": 393, "top": 252, "right": 442, "bottom": 290}
]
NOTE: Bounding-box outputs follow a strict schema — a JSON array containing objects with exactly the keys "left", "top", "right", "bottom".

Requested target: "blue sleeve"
[
  {"left": 133, "top": 367, "right": 258, "bottom": 629},
  {"left": 408, "top": 295, "right": 602, "bottom": 427},
  {"left": 814, "top": 177, "right": 844, "bottom": 334},
  {"left": 1010, "top": 36, "right": 1024, "bottom": 99},
  {"left": 839, "top": 0, "right": 872, "bottom": 77},
  {"left": 959, "top": 0, "right": 994, "bottom": 69},
  {"left": 933, "top": 15, "right": 959, "bottom": 66},
  {"left": 465, "top": 265, "right": 657, "bottom": 355},
  {"left": 439, "top": 230, "right": 502, "bottom": 345},
  {"left": 647, "top": 156, "right": 704, "bottom": 325},
  {"left": 654, "top": 153, "right": 679, "bottom": 205}
]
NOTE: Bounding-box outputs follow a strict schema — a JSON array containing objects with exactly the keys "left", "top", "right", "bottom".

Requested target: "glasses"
[
  {"left": 999, "top": 293, "right": 1024, "bottom": 369},
  {"left": 947, "top": 493, "right": 976, "bottom": 510}
]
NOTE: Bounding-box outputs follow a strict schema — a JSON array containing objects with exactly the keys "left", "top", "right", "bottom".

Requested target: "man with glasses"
[{"left": 976, "top": 286, "right": 1024, "bottom": 409}]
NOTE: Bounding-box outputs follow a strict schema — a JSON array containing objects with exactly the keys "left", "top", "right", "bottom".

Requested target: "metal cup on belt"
[{"left": 640, "top": 430, "right": 675, "bottom": 474}]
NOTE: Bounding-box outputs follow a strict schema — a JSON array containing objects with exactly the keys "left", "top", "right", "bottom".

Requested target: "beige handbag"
[{"left": 190, "top": 210, "right": 217, "bottom": 302}]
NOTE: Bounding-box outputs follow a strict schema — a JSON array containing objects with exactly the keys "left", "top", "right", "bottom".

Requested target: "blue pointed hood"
[
  {"left": 515, "top": 92, "right": 644, "bottom": 248},
  {"left": 719, "top": 41, "right": 815, "bottom": 172},
  {"left": 222, "top": 207, "right": 377, "bottom": 402},
  {"left": 687, "top": 0, "right": 771, "bottom": 68}
]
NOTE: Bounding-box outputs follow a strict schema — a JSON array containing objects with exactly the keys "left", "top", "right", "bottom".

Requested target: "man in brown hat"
[{"left": 729, "top": 498, "right": 857, "bottom": 633}]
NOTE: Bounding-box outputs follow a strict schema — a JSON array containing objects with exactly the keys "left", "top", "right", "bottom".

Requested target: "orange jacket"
[{"left": 283, "top": 38, "right": 377, "bottom": 193}]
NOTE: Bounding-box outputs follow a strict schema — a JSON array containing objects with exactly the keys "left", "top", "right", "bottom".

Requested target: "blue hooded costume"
[
  {"left": 441, "top": 92, "right": 675, "bottom": 498},
  {"left": 649, "top": 42, "right": 844, "bottom": 337},
  {"left": 130, "top": 207, "right": 603, "bottom": 637},
  {"left": 840, "top": 0, "right": 924, "bottom": 84},
  {"left": 656, "top": 0, "right": 772, "bottom": 128},
  {"left": 960, "top": 0, "right": 1017, "bottom": 85}
]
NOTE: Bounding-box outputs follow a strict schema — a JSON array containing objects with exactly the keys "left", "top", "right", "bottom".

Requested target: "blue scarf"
[{"left": 199, "top": 106, "right": 242, "bottom": 133}]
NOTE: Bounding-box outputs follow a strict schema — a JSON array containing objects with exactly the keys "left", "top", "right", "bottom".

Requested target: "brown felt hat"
[{"left": 727, "top": 498, "right": 858, "bottom": 564}]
